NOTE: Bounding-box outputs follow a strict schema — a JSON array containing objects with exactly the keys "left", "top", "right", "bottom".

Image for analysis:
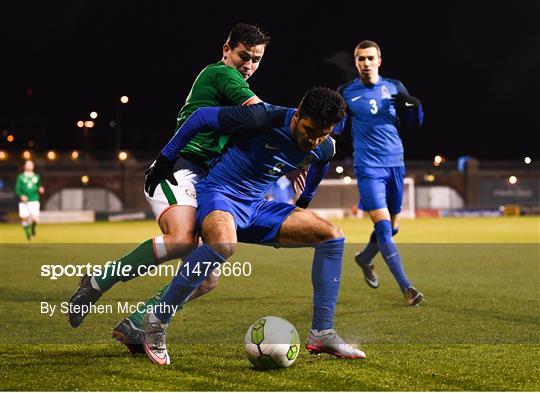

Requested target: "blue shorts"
[
  {"left": 195, "top": 188, "right": 296, "bottom": 244},
  {"left": 355, "top": 166, "right": 405, "bottom": 214}
]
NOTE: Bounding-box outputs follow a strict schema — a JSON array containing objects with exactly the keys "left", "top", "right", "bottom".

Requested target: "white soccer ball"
[{"left": 244, "top": 316, "right": 300, "bottom": 369}]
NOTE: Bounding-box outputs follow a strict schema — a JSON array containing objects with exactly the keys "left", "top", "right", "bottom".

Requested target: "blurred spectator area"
[{"left": 0, "top": 154, "right": 538, "bottom": 215}]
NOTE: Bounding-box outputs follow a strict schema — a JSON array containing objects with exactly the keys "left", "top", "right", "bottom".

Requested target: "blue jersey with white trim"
[
  {"left": 338, "top": 76, "right": 409, "bottom": 168},
  {"left": 204, "top": 114, "right": 334, "bottom": 200},
  {"left": 162, "top": 103, "right": 335, "bottom": 202}
]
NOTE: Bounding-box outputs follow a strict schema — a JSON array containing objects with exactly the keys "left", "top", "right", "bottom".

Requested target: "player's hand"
[
  {"left": 390, "top": 93, "right": 421, "bottom": 110},
  {"left": 144, "top": 153, "right": 177, "bottom": 197},
  {"left": 20, "top": 195, "right": 28, "bottom": 202},
  {"left": 295, "top": 195, "right": 310, "bottom": 209},
  {"left": 286, "top": 168, "right": 307, "bottom": 194}
]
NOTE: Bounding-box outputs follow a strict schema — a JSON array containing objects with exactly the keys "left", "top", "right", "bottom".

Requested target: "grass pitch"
[{"left": 1, "top": 217, "right": 539, "bottom": 391}]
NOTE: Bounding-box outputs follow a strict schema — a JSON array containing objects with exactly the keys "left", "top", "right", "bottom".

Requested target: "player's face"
[
  {"left": 355, "top": 47, "right": 381, "bottom": 84},
  {"left": 223, "top": 42, "right": 265, "bottom": 80},
  {"left": 291, "top": 112, "right": 333, "bottom": 153},
  {"left": 24, "top": 160, "right": 34, "bottom": 172}
]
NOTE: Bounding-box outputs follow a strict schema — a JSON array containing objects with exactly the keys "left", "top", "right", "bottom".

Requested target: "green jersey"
[
  {"left": 176, "top": 61, "right": 256, "bottom": 169},
  {"left": 15, "top": 172, "right": 42, "bottom": 201}
]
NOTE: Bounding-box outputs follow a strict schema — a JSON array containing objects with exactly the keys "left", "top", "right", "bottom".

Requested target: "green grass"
[{"left": 1, "top": 217, "right": 539, "bottom": 391}]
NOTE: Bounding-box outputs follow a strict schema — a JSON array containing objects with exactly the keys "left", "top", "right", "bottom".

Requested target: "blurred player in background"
[
  {"left": 268, "top": 176, "right": 295, "bottom": 203},
  {"left": 337, "top": 40, "right": 424, "bottom": 306},
  {"left": 68, "top": 23, "right": 270, "bottom": 351},
  {"left": 15, "top": 160, "right": 44, "bottom": 241}
]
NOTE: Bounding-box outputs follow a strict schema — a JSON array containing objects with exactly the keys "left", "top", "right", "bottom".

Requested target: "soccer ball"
[{"left": 244, "top": 316, "right": 300, "bottom": 369}]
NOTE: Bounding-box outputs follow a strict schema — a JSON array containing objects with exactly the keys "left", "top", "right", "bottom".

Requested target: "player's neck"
[
  {"left": 24, "top": 171, "right": 34, "bottom": 176},
  {"left": 359, "top": 75, "right": 380, "bottom": 86}
]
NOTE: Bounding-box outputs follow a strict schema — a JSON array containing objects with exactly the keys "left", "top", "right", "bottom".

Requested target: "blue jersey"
[
  {"left": 338, "top": 77, "right": 422, "bottom": 168},
  {"left": 162, "top": 103, "right": 335, "bottom": 202}
]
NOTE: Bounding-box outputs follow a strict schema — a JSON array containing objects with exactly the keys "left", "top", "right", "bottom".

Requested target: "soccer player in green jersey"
[
  {"left": 68, "top": 24, "right": 270, "bottom": 352},
  {"left": 15, "top": 160, "right": 44, "bottom": 241}
]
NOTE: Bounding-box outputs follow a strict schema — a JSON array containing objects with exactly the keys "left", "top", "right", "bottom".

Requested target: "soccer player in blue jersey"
[
  {"left": 141, "top": 87, "right": 366, "bottom": 365},
  {"left": 337, "top": 40, "right": 424, "bottom": 306}
]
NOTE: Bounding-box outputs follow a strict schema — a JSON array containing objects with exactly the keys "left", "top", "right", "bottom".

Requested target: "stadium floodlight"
[
  {"left": 77, "top": 121, "right": 84, "bottom": 128},
  {"left": 84, "top": 120, "right": 95, "bottom": 128},
  {"left": 71, "top": 151, "right": 79, "bottom": 160},
  {"left": 90, "top": 111, "right": 98, "bottom": 119},
  {"left": 335, "top": 165, "right": 344, "bottom": 174},
  {"left": 7, "top": 134, "right": 14, "bottom": 142},
  {"left": 434, "top": 155, "right": 444, "bottom": 166},
  {"left": 22, "top": 150, "right": 32, "bottom": 160},
  {"left": 46, "top": 151, "right": 57, "bottom": 160},
  {"left": 0, "top": 150, "right": 7, "bottom": 160},
  {"left": 81, "top": 175, "right": 90, "bottom": 185},
  {"left": 120, "top": 95, "right": 129, "bottom": 104},
  {"left": 524, "top": 156, "right": 531, "bottom": 164},
  {"left": 118, "top": 151, "right": 128, "bottom": 161},
  {"left": 508, "top": 176, "right": 517, "bottom": 184},
  {"left": 343, "top": 176, "right": 352, "bottom": 184}
]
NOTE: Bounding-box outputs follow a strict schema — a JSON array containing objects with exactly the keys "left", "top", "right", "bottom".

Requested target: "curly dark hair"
[
  {"left": 226, "top": 23, "right": 271, "bottom": 49},
  {"left": 298, "top": 87, "right": 346, "bottom": 128}
]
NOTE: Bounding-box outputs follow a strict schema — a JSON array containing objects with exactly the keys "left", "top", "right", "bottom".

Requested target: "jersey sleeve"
[
  {"left": 217, "top": 103, "right": 292, "bottom": 135},
  {"left": 297, "top": 161, "right": 330, "bottom": 204},
  {"left": 334, "top": 84, "right": 351, "bottom": 137},
  {"left": 297, "top": 137, "right": 336, "bottom": 204},
  {"left": 318, "top": 137, "right": 337, "bottom": 164},
  {"left": 161, "top": 104, "right": 293, "bottom": 160},
  {"left": 14, "top": 174, "right": 24, "bottom": 196},
  {"left": 216, "top": 67, "right": 256, "bottom": 106}
]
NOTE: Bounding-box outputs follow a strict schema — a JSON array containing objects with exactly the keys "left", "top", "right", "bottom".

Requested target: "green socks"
[
  {"left": 22, "top": 224, "right": 32, "bottom": 240},
  {"left": 94, "top": 239, "right": 157, "bottom": 292},
  {"left": 127, "top": 283, "right": 176, "bottom": 329}
]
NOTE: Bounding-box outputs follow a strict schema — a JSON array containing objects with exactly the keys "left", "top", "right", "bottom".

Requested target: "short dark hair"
[
  {"left": 226, "top": 23, "right": 270, "bottom": 49},
  {"left": 354, "top": 40, "right": 381, "bottom": 57},
  {"left": 298, "top": 87, "right": 346, "bottom": 129}
]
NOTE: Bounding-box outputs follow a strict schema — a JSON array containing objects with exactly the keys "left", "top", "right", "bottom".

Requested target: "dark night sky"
[{"left": 1, "top": 1, "right": 539, "bottom": 160}]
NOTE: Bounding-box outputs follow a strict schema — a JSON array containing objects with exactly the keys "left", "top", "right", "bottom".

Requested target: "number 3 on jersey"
[{"left": 369, "top": 99, "right": 378, "bottom": 114}]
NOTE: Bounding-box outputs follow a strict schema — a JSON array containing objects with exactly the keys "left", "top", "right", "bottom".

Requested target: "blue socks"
[
  {"left": 374, "top": 220, "right": 411, "bottom": 292},
  {"left": 311, "top": 237, "right": 344, "bottom": 330},
  {"left": 155, "top": 244, "right": 225, "bottom": 323},
  {"left": 357, "top": 226, "right": 399, "bottom": 266}
]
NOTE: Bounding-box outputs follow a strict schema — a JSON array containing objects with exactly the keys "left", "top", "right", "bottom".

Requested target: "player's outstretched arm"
[
  {"left": 161, "top": 107, "right": 222, "bottom": 160},
  {"left": 161, "top": 103, "right": 291, "bottom": 161}
]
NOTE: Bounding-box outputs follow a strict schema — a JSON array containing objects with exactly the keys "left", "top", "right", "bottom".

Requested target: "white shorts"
[
  {"left": 19, "top": 201, "right": 40, "bottom": 219},
  {"left": 145, "top": 156, "right": 206, "bottom": 221}
]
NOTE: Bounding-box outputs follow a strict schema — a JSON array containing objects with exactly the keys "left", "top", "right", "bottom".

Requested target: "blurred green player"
[
  {"left": 15, "top": 160, "right": 44, "bottom": 241},
  {"left": 68, "top": 23, "right": 270, "bottom": 353}
]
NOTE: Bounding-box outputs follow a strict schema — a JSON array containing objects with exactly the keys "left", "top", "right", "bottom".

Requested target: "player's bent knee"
[
  {"left": 163, "top": 233, "right": 198, "bottom": 258},
  {"left": 317, "top": 224, "right": 344, "bottom": 243},
  {"left": 208, "top": 242, "right": 236, "bottom": 259},
  {"left": 329, "top": 225, "right": 345, "bottom": 240}
]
